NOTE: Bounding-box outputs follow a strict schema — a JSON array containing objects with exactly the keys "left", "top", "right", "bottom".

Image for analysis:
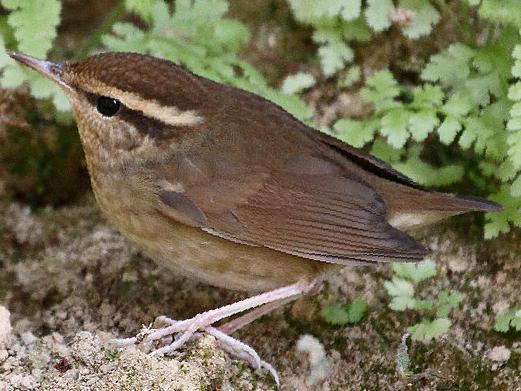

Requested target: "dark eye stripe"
[
  {"left": 118, "top": 109, "right": 179, "bottom": 140},
  {"left": 84, "top": 91, "right": 101, "bottom": 107},
  {"left": 82, "top": 90, "right": 179, "bottom": 141}
]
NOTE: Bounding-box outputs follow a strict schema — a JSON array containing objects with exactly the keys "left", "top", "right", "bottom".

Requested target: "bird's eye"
[{"left": 96, "top": 96, "right": 121, "bottom": 117}]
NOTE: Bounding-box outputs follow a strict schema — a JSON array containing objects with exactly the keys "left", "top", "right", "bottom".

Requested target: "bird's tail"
[
  {"left": 428, "top": 192, "right": 502, "bottom": 212},
  {"left": 386, "top": 191, "right": 502, "bottom": 231}
]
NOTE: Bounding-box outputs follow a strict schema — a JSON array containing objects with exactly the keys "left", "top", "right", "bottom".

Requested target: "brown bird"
[{"left": 9, "top": 51, "right": 501, "bottom": 380}]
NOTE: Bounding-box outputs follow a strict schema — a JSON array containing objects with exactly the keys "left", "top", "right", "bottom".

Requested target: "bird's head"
[{"left": 8, "top": 51, "right": 207, "bottom": 168}]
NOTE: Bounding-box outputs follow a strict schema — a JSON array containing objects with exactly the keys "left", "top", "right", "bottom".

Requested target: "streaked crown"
[{"left": 58, "top": 52, "right": 214, "bottom": 167}]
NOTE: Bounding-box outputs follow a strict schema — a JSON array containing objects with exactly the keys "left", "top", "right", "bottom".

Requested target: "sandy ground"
[{"left": 0, "top": 192, "right": 520, "bottom": 390}]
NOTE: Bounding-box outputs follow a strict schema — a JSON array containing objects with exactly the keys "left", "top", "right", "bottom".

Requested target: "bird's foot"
[
  {"left": 110, "top": 280, "right": 319, "bottom": 387},
  {"left": 111, "top": 314, "right": 279, "bottom": 385},
  {"left": 153, "top": 315, "right": 279, "bottom": 385}
]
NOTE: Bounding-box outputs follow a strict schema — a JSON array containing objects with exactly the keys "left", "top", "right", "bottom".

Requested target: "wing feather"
[
  {"left": 155, "top": 154, "right": 427, "bottom": 266},
  {"left": 201, "top": 158, "right": 427, "bottom": 265}
]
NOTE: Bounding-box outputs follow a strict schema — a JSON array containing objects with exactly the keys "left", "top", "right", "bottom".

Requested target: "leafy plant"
[
  {"left": 334, "top": 36, "right": 518, "bottom": 235},
  {"left": 494, "top": 307, "right": 521, "bottom": 332},
  {"left": 281, "top": 72, "right": 316, "bottom": 95},
  {"left": 321, "top": 297, "right": 368, "bottom": 326},
  {"left": 384, "top": 259, "right": 464, "bottom": 341},
  {"left": 287, "top": 0, "right": 441, "bottom": 79}
]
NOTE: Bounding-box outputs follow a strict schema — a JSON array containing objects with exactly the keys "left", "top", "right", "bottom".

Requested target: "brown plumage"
[
  {"left": 9, "top": 51, "right": 501, "bottom": 378},
  {"left": 9, "top": 51, "right": 501, "bottom": 289}
]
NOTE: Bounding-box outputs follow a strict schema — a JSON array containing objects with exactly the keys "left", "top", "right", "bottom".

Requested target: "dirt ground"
[{"left": 0, "top": 187, "right": 520, "bottom": 390}]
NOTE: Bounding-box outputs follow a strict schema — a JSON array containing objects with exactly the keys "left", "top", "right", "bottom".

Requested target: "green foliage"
[
  {"left": 488, "top": 36, "right": 521, "bottom": 237},
  {"left": 484, "top": 185, "right": 521, "bottom": 238},
  {"left": 321, "top": 297, "right": 368, "bottom": 326},
  {"left": 384, "top": 259, "right": 464, "bottom": 341},
  {"left": 435, "top": 291, "right": 465, "bottom": 318},
  {"left": 408, "top": 318, "right": 451, "bottom": 341},
  {"left": 281, "top": 72, "right": 316, "bottom": 94},
  {"left": 288, "top": 0, "right": 442, "bottom": 79},
  {"left": 494, "top": 307, "right": 521, "bottom": 332},
  {"left": 0, "top": 0, "right": 67, "bottom": 110},
  {"left": 399, "top": 0, "right": 440, "bottom": 40},
  {"left": 393, "top": 156, "right": 464, "bottom": 187},
  {"left": 479, "top": 0, "right": 521, "bottom": 28},
  {"left": 288, "top": 0, "right": 368, "bottom": 78},
  {"left": 366, "top": 0, "right": 394, "bottom": 32},
  {"left": 356, "top": 70, "right": 468, "bottom": 167},
  {"left": 2, "top": 0, "right": 60, "bottom": 57},
  {"left": 391, "top": 258, "right": 437, "bottom": 285},
  {"left": 348, "top": 50, "right": 513, "bottom": 189}
]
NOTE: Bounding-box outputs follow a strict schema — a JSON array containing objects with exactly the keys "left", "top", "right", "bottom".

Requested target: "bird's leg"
[
  {"left": 218, "top": 295, "right": 301, "bottom": 335},
  {"left": 148, "top": 279, "right": 319, "bottom": 353},
  {"left": 111, "top": 278, "right": 319, "bottom": 383},
  {"left": 217, "top": 277, "right": 322, "bottom": 335}
]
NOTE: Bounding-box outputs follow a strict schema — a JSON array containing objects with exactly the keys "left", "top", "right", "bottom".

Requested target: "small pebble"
[
  {"left": 447, "top": 256, "right": 468, "bottom": 272},
  {"left": 488, "top": 346, "right": 511, "bottom": 362},
  {"left": 21, "top": 331, "right": 38, "bottom": 346},
  {"left": 296, "top": 334, "right": 330, "bottom": 386}
]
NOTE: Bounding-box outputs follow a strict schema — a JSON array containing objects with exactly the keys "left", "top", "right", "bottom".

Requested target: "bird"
[{"left": 8, "top": 51, "right": 501, "bottom": 381}]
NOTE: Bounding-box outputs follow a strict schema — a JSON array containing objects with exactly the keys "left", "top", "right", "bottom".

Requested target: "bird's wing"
[
  {"left": 154, "top": 153, "right": 427, "bottom": 266},
  {"left": 313, "top": 130, "right": 424, "bottom": 189}
]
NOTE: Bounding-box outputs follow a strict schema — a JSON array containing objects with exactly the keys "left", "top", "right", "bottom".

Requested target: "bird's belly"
[
  {"left": 92, "top": 180, "right": 324, "bottom": 292},
  {"left": 124, "top": 218, "right": 324, "bottom": 292}
]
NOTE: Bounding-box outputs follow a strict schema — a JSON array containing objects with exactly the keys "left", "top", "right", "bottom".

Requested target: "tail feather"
[
  {"left": 444, "top": 194, "right": 502, "bottom": 212},
  {"left": 387, "top": 191, "right": 502, "bottom": 231}
]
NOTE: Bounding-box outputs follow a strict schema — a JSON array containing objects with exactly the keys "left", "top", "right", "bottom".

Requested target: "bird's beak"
[{"left": 7, "top": 52, "right": 70, "bottom": 90}]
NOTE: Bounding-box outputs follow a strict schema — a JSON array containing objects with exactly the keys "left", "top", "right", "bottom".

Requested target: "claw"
[
  {"left": 136, "top": 314, "right": 280, "bottom": 384},
  {"left": 206, "top": 327, "right": 280, "bottom": 386}
]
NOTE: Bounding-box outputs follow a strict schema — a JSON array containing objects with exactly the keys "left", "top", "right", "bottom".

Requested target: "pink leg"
[
  {"left": 147, "top": 279, "right": 318, "bottom": 353},
  {"left": 218, "top": 296, "right": 297, "bottom": 335},
  {"left": 217, "top": 274, "right": 322, "bottom": 335}
]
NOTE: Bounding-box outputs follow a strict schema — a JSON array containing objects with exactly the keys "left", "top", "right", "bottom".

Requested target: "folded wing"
[{"left": 156, "top": 154, "right": 427, "bottom": 266}]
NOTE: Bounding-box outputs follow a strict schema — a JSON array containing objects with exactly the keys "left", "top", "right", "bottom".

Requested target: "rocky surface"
[{"left": 0, "top": 194, "right": 520, "bottom": 390}]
